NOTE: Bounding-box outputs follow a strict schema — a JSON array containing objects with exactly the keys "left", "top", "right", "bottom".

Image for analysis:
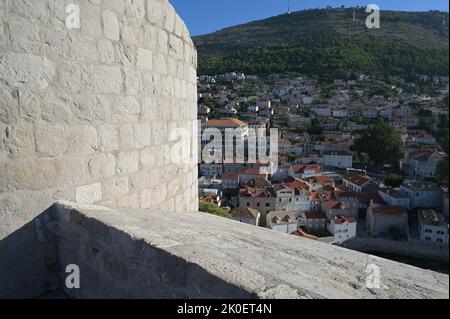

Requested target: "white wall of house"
[
  {"left": 328, "top": 221, "right": 357, "bottom": 244},
  {"left": 400, "top": 187, "right": 443, "bottom": 208},
  {"left": 419, "top": 223, "right": 448, "bottom": 246},
  {"left": 378, "top": 191, "right": 411, "bottom": 209},
  {"left": 323, "top": 154, "right": 353, "bottom": 169}
]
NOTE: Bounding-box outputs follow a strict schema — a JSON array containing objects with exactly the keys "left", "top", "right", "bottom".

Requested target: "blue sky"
[{"left": 169, "top": 0, "right": 449, "bottom": 36}]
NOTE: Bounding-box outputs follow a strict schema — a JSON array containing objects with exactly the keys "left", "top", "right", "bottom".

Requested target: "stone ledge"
[{"left": 45, "top": 201, "right": 449, "bottom": 299}]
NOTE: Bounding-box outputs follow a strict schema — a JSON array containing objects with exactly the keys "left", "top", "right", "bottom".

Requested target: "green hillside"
[{"left": 193, "top": 8, "right": 449, "bottom": 81}]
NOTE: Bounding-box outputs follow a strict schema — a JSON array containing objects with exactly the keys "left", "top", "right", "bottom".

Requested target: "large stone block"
[
  {"left": 126, "top": 0, "right": 146, "bottom": 19},
  {"left": 117, "top": 151, "right": 139, "bottom": 175},
  {"left": 103, "top": 176, "right": 129, "bottom": 199},
  {"left": 0, "top": 53, "right": 55, "bottom": 91},
  {"left": 102, "top": 10, "right": 120, "bottom": 41},
  {"left": 98, "top": 39, "right": 115, "bottom": 64},
  {"left": 57, "top": 62, "right": 82, "bottom": 93},
  {"left": 112, "top": 96, "right": 141, "bottom": 123},
  {"left": 81, "top": 65, "right": 123, "bottom": 94},
  {"left": 2, "top": 124, "right": 35, "bottom": 159},
  {"left": 76, "top": 183, "right": 102, "bottom": 205},
  {"left": 67, "top": 125, "right": 99, "bottom": 155},
  {"left": 35, "top": 124, "right": 68, "bottom": 157},
  {"left": 8, "top": 17, "right": 41, "bottom": 54},
  {"left": 136, "top": 48, "right": 153, "bottom": 71},
  {"left": 0, "top": 89, "right": 19, "bottom": 124},
  {"left": 88, "top": 153, "right": 116, "bottom": 180},
  {"left": 98, "top": 125, "right": 120, "bottom": 152}
]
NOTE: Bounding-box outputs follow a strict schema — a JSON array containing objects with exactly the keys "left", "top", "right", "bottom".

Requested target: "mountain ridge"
[{"left": 193, "top": 8, "right": 449, "bottom": 80}]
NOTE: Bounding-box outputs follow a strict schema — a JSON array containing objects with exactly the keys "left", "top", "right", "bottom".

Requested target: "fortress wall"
[{"left": 0, "top": 0, "right": 199, "bottom": 240}]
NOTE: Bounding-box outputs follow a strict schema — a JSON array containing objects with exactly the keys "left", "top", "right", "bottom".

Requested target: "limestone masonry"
[{"left": 0, "top": 0, "right": 199, "bottom": 240}]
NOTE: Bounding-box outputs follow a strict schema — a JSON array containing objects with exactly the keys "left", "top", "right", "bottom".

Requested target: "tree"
[
  {"left": 308, "top": 118, "right": 323, "bottom": 135},
  {"left": 287, "top": 152, "right": 298, "bottom": 162},
  {"left": 436, "top": 157, "right": 449, "bottom": 186},
  {"left": 383, "top": 174, "right": 404, "bottom": 188},
  {"left": 354, "top": 123, "right": 405, "bottom": 168},
  {"left": 199, "top": 199, "right": 230, "bottom": 218}
]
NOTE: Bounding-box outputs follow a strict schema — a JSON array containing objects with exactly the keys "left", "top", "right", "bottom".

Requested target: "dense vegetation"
[
  {"left": 199, "top": 199, "right": 230, "bottom": 218},
  {"left": 353, "top": 123, "right": 405, "bottom": 168},
  {"left": 194, "top": 8, "right": 449, "bottom": 81}
]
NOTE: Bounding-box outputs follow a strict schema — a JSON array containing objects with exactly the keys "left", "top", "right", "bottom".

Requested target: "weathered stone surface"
[
  {"left": 0, "top": 54, "right": 55, "bottom": 90},
  {"left": 35, "top": 124, "right": 68, "bottom": 157},
  {"left": 81, "top": 65, "right": 123, "bottom": 94},
  {"left": 98, "top": 39, "right": 115, "bottom": 64},
  {"left": 102, "top": 10, "right": 120, "bottom": 41},
  {"left": 117, "top": 151, "right": 139, "bottom": 175},
  {"left": 2, "top": 124, "right": 35, "bottom": 159},
  {"left": 75, "top": 183, "right": 102, "bottom": 205},
  {"left": 1, "top": 2, "right": 198, "bottom": 298},
  {"left": 44, "top": 202, "right": 450, "bottom": 299},
  {"left": 0, "top": 89, "right": 19, "bottom": 124}
]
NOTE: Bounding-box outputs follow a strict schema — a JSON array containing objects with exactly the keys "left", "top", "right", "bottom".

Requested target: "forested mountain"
[{"left": 194, "top": 8, "right": 449, "bottom": 81}]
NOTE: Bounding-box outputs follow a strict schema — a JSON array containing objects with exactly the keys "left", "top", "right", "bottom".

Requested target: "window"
[
  {"left": 246, "top": 203, "right": 250, "bottom": 207},
  {"left": 425, "top": 229, "right": 432, "bottom": 233},
  {"left": 266, "top": 203, "right": 270, "bottom": 207},
  {"left": 437, "top": 238, "right": 443, "bottom": 243},
  {"left": 437, "top": 231, "right": 445, "bottom": 235},
  {"left": 257, "top": 203, "right": 260, "bottom": 207},
  {"left": 425, "top": 237, "right": 431, "bottom": 241}
]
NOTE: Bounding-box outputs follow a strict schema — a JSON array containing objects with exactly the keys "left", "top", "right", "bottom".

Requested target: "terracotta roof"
[
  {"left": 331, "top": 215, "right": 356, "bottom": 225},
  {"left": 291, "top": 164, "right": 321, "bottom": 174},
  {"left": 324, "top": 200, "right": 350, "bottom": 210},
  {"left": 230, "top": 207, "right": 260, "bottom": 219},
  {"left": 239, "top": 187, "right": 274, "bottom": 198},
  {"left": 242, "top": 167, "right": 265, "bottom": 175},
  {"left": 202, "top": 118, "right": 247, "bottom": 128},
  {"left": 409, "top": 149, "right": 445, "bottom": 162},
  {"left": 291, "top": 229, "right": 318, "bottom": 240},
  {"left": 343, "top": 173, "right": 371, "bottom": 187},
  {"left": 371, "top": 205, "right": 407, "bottom": 217},
  {"left": 222, "top": 172, "right": 239, "bottom": 180},
  {"left": 357, "top": 193, "right": 384, "bottom": 205},
  {"left": 309, "top": 176, "right": 333, "bottom": 184},
  {"left": 243, "top": 178, "right": 271, "bottom": 188},
  {"left": 303, "top": 211, "right": 327, "bottom": 219}
]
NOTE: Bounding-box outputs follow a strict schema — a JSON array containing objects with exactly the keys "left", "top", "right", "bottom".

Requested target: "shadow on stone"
[{"left": 0, "top": 204, "right": 256, "bottom": 299}]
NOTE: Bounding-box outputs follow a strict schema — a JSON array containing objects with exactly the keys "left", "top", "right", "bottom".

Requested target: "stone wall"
[
  {"left": 12, "top": 201, "right": 450, "bottom": 299},
  {"left": 342, "top": 238, "right": 449, "bottom": 262},
  {"left": 0, "top": 0, "right": 199, "bottom": 240}
]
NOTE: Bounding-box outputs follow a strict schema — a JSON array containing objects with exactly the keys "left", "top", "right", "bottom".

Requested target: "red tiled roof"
[
  {"left": 343, "top": 173, "right": 371, "bottom": 187},
  {"left": 304, "top": 211, "right": 327, "bottom": 219},
  {"left": 291, "top": 229, "right": 318, "bottom": 240},
  {"left": 291, "top": 164, "right": 321, "bottom": 174},
  {"left": 202, "top": 118, "right": 247, "bottom": 128},
  {"left": 222, "top": 172, "right": 239, "bottom": 180},
  {"left": 324, "top": 200, "right": 350, "bottom": 210},
  {"left": 331, "top": 215, "right": 356, "bottom": 225},
  {"left": 371, "top": 205, "right": 407, "bottom": 217}
]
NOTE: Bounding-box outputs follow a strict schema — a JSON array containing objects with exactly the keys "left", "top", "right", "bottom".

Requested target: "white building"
[
  {"left": 405, "top": 150, "right": 445, "bottom": 178},
  {"left": 302, "top": 211, "right": 327, "bottom": 232},
  {"left": 266, "top": 211, "right": 298, "bottom": 234},
  {"left": 378, "top": 188, "right": 411, "bottom": 209},
  {"left": 366, "top": 203, "right": 408, "bottom": 237},
  {"left": 400, "top": 181, "right": 443, "bottom": 208},
  {"left": 327, "top": 215, "right": 357, "bottom": 244},
  {"left": 418, "top": 210, "right": 448, "bottom": 246}
]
